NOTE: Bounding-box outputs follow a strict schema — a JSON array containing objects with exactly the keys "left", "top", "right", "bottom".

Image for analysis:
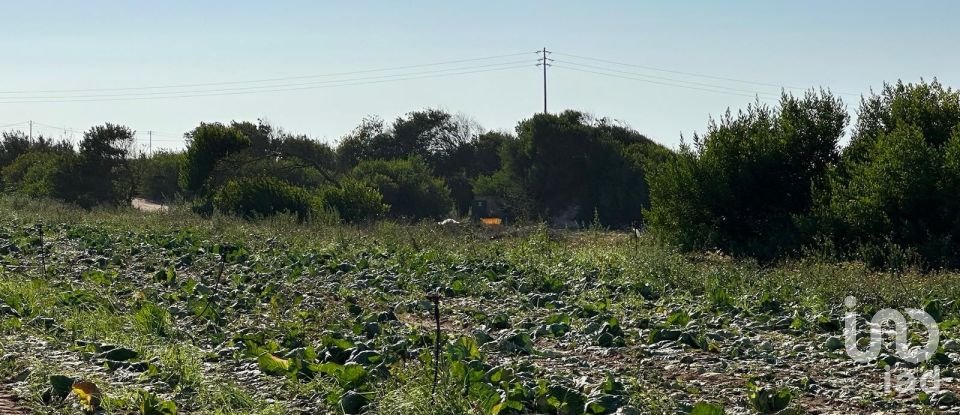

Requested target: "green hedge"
[{"left": 213, "top": 177, "right": 313, "bottom": 220}]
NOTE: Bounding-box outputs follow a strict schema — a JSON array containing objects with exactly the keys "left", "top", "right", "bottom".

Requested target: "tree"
[
  {"left": 2, "top": 151, "right": 75, "bottom": 198},
  {"left": 230, "top": 120, "right": 274, "bottom": 153},
  {"left": 846, "top": 79, "right": 960, "bottom": 164},
  {"left": 66, "top": 123, "right": 136, "bottom": 206},
  {"left": 0, "top": 131, "right": 32, "bottom": 169},
  {"left": 318, "top": 178, "right": 388, "bottom": 223},
  {"left": 336, "top": 116, "right": 389, "bottom": 170},
  {"left": 133, "top": 151, "right": 184, "bottom": 202},
  {"left": 646, "top": 91, "right": 847, "bottom": 258},
  {"left": 350, "top": 157, "right": 452, "bottom": 219},
  {"left": 213, "top": 176, "right": 314, "bottom": 220},
  {"left": 818, "top": 80, "right": 960, "bottom": 267},
  {"left": 0, "top": 132, "right": 73, "bottom": 192},
  {"left": 275, "top": 134, "right": 340, "bottom": 188},
  {"left": 181, "top": 123, "right": 250, "bottom": 194},
  {"left": 496, "top": 111, "right": 668, "bottom": 227}
]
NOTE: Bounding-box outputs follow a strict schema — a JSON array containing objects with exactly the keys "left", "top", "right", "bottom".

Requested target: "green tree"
[
  {"left": 646, "top": 91, "right": 847, "bottom": 258},
  {"left": 500, "top": 111, "right": 668, "bottom": 226},
  {"left": 2, "top": 151, "right": 75, "bottom": 198},
  {"left": 66, "top": 123, "right": 136, "bottom": 207},
  {"left": 181, "top": 123, "right": 250, "bottom": 194},
  {"left": 318, "top": 178, "right": 388, "bottom": 223},
  {"left": 0, "top": 132, "right": 73, "bottom": 190},
  {"left": 818, "top": 80, "right": 960, "bottom": 267},
  {"left": 350, "top": 157, "right": 452, "bottom": 219},
  {"left": 133, "top": 151, "right": 184, "bottom": 202},
  {"left": 336, "top": 116, "right": 389, "bottom": 170},
  {"left": 213, "top": 176, "right": 314, "bottom": 220},
  {"left": 0, "top": 131, "right": 33, "bottom": 169},
  {"left": 846, "top": 79, "right": 960, "bottom": 164}
]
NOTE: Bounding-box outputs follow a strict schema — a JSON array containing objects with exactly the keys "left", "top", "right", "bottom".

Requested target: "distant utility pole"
[
  {"left": 148, "top": 131, "right": 153, "bottom": 156},
  {"left": 28, "top": 120, "right": 33, "bottom": 143},
  {"left": 536, "top": 47, "right": 552, "bottom": 114}
]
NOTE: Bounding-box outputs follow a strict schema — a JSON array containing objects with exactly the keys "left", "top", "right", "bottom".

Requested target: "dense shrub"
[
  {"left": 213, "top": 177, "right": 314, "bottom": 220},
  {"left": 133, "top": 151, "right": 184, "bottom": 202},
  {"left": 350, "top": 157, "right": 452, "bottom": 219},
  {"left": 318, "top": 179, "right": 388, "bottom": 223},
  {"left": 499, "top": 111, "right": 668, "bottom": 226},
  {"left": 0, "top": 131, "right": 31, "bottom": 169},
  {"left": 1, "top": 151, "right": 74, "bottom": 198},
  {"left": 472, "top": 170, "right": 531, "bottom": 220},
  {"left": 0, "top": 133, "right": 74, "bottom": 191},
  {"left": 181, "top": 123, "right": 250, "bottom": 194},
  {"left": 69, "top": 123, "right": 137, "bottom": 207},
  {"left": 817, "top": 80, "right": 960, "bottom": 268},
  {"left": 1, "top": 124, "right": 133, "bottom": 207},
  {"left": 646, "top": 91, "right": 847, "bottom": 258}
]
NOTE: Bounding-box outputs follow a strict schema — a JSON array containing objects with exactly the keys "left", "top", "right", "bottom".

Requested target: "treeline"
[
  {"left": 0, "top": 108, "right": 670, "bottom": 227},
  {"left": 648, "top": 80, "right": 960, "bottom": 269},
  {"left": 1, "top": 79, "right": 958, "bottom": 268}
]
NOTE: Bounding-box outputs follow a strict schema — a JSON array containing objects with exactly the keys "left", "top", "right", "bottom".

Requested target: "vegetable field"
[{"left": 1, "top": 199, "right": 959, "bottom": 414}]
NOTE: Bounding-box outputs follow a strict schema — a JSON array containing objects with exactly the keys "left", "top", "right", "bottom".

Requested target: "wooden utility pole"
[{"left": 536, "top": 48, "right": 552, "bottom": 114}]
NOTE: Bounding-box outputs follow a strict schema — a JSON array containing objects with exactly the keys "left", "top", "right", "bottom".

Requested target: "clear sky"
[{"left": 1, "top": 1, "right": 957, "bottom": 152}]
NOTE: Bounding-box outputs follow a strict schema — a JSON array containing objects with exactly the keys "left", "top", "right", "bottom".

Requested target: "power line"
[
  {"left": 0, "top": 64, "right": 533, "bottom": 104},
  {"left": 554, "top": 51, "right": 860, "bottom": 98},
  {"left": 555, "top": 60, "right": 783, "bottom": 98},
  {"left": 0, "top": 52, "right": 536, "bottom": 95},
  {"left": 553, "top": 64, "right": 780, "bottom": 100},
  {"left": 0, "top": 121, "right": 28, "bottom": 129},
  {"left": 0, "top": 60, "right": 532, "bottom": 101},
  {"left": 555, "top": 52, "right": 802, "bottom": 91},
  {"left": 32, "top": 121, "right": 85, "bottom": 135}
]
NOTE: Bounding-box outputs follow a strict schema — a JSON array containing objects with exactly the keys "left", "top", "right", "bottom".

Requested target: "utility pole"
[
  {"left": 536, "top": 47, "right": 552, "bottom": 114},
  {"left": 28, "top": 120, "right": 32, "bottom": 143},
  {"left": 148, "top": 131, "right": 152, "bottom": 156}
]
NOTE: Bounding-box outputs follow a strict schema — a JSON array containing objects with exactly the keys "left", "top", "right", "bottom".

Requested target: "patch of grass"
[{"left": 133, "top": 302, "right": 172, "bottom": 338}]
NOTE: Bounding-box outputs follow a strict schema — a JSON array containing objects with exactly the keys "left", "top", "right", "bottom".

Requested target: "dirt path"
[{"left": 131, "top": 197, "right": 168, "bottom": 212}]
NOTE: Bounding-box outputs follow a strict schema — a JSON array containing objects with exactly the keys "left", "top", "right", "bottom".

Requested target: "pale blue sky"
[{"left": 1, "top": 1, "right": 957, "bottom": 151}]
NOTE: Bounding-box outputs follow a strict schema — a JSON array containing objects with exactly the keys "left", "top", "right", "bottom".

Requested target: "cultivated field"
[{"left": 0, "top": 198, "right": 958, "bottom": 414}]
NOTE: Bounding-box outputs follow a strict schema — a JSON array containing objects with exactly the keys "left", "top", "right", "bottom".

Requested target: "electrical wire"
[
  {"left": 0, "top": 52, "right": 536, "bottom": 95},
  {"left": 556, "top": 60, "right": 782, "bottom": 97},
  {"left": 0, "top": 64, "right": 533, "bottom": 104},
  {"left": 0, "top": 121, "right": 28, "bottom": 129},
  {"left": 554, "top": 51, "right": 860, "bottom": 98},
  {"left": 32, "top": 121, "right": 84, "bottom": 135},
  {"left": 0, "top": 61, "right": 532, "bottom": 101},
  {"left": 32, "top": 123, "right": 184, "bottom": 143},
  {"left": 555, "top": 52, "right": 801, "bottom": 90},
  {"left": 553, "top": 65, "right": 779, "bottom": 99}
]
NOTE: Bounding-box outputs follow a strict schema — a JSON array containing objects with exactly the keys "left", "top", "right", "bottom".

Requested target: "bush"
[
  {"left": 472, "top": 170, "right": 531, "bottom": 220},
  {"left": 73, "top": 123, "right": 136, "bottom": 207},
  {"left": 181, "top": 123, "right": 250, "bottom": 194},
  {"left": 1, "top": 151, "right": 72, "bottom": 198},
  {"left": 133, "top": 151, "right": 184, "bottom": 202},
  {"left": 350, "top": 157, "right": 452, "bottom": 219},
  {"left": 0, "top": 133, "right": 75, "bottom": 192},
  {"left": 213, "top": 177, "right": 314, "bottom": 220},
  {"left": 318, "top": 179, "right": 388, "bottom": 223},
  {"left": 817, "top": 80, "right": 960, "bottom": 267},
  {"left": 0, "top": 131, "right": 31, "bottom": 169},
  {"left": 646, "top": 91, "right": 847, "bottom": 258},
  {"left": 501, "top": 111, "right": 669, "bottom": 227}
]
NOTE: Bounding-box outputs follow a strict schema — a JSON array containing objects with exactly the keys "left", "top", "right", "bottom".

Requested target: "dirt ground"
[{"left": 131, "top": 197, "right": 168, "bottom": 212}]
